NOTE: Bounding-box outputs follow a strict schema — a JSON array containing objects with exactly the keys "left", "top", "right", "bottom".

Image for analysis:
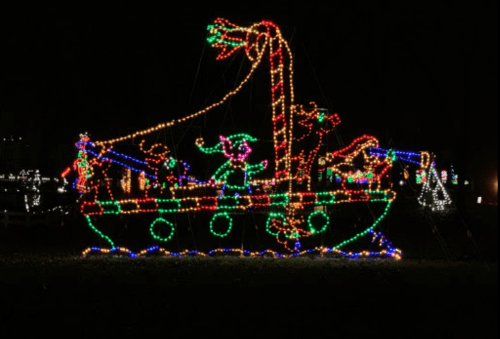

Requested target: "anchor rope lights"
[{"left": 64, "top": 18, "right": 449, "bottom": 260}]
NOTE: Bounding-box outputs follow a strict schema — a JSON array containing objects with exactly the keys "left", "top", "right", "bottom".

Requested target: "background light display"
[{"left": 417, "top": 159, "right": 452, "bottom": 211}]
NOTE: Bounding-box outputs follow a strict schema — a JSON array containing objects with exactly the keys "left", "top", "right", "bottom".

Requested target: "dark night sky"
[{"left": 0, "top": 1, "right": 497, "bottom": 192}]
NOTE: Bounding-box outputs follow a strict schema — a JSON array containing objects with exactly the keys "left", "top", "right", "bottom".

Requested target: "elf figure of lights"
[
  {"left": 195, "top": 134, "right": 268, "bottom": 196},
  {"left": 417, "top": 158, "right": 452, "bottom": 211}
]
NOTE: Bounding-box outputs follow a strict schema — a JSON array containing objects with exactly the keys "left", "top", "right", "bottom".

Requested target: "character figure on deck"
[{"left": 197, "top": 134, "right": 268, "bottom": 196}]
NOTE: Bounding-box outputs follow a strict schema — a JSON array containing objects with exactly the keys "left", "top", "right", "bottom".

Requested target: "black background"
[{"left": 0, "top": 1, "right": 497, "bottom": 194}]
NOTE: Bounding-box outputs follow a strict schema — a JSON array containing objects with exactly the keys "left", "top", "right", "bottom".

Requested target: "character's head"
[
  {"left": 196, "top": 133, "right": 258, "bottom": 163},
  {"left": 294, "top": 104, "right": 342, "bottom": 142},
  {"left": 316, "top": 111, "right": 341, "bottom": 135},
  {"left": 220, "top": 135, "right": 252, "bottom": 163}
]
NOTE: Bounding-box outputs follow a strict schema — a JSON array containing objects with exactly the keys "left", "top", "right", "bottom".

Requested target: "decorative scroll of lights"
[{"left": 59, "top": 18, "right": 453, "bottom": 260}]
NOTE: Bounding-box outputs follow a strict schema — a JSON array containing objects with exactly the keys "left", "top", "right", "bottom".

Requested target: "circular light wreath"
[
  {"left": 210, "top": 213, "right": 233, "bottom": 237},
  {"left": 307, "top": 211, "right": 329, "bottom": 234},
  {"left": 150, "top": 217, "right": 175, "bottom": 242},
  {"left": 266, "top": 212, "right": 286, "bottom": 237}
]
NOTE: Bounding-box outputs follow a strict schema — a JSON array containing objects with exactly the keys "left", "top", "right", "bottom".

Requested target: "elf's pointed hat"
[{"left": 195, "top": 133, "right": 258, "bottom": 154}]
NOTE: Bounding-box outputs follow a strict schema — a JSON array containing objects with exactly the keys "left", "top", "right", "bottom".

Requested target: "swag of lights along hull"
[
  {"left": 65, "top": 18, "right": 442, "bottom": 260},
  {"left": 82, "top": 229, "right": 402, "bottom": 260}
]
